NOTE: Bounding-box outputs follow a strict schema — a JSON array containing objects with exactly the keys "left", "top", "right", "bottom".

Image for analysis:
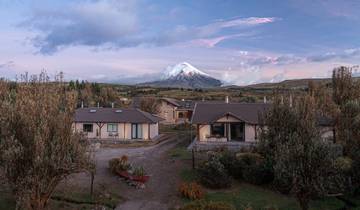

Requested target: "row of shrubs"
[{"left": 196, "top": 151, "right": 273, "bottom": 189}]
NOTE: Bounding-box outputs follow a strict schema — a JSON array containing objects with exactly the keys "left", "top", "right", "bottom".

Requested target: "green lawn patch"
[
  {"left": 184, "top": 183, "right": 347, "bottom": 210},
  {"left": 180, "top": 168, "right": 198, "bottom": 182},
  {"left": 168, "top": 147, "right": 192, "bottom": 160},
  {"left": 205, "top": 183, "right": 346, "bottom": 210},
  {"left": 0, "top": 187, "right": 123, "bottom": 210}
]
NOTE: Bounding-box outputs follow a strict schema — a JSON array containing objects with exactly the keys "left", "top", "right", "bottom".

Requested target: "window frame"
[
  {"left": 210, "top": 123, "right": 225, "bottom": 137},
  {"left": 107, "top": 123, "right": 118, "bottom": 133},
  {"left": 83, "top": 124, "right": 93, "bottom": 132}
]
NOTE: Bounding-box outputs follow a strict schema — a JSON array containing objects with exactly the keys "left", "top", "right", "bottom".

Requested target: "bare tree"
[
  {"left": 139, "top": 97, "right": 160, "bottom": 114},
  {"left": 0, "top": 72, "right": 92, "bottom": 210}
]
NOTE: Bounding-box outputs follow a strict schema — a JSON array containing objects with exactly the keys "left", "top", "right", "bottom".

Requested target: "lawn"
[
  {"left": 203, "top": 183, "right": 346, "bottom": 210},
  {"left": 0, "top": 187, "right": 123, "bottom": 210},
  {"left": 179, "top": 168, "right": 351, "bottom": 210}
]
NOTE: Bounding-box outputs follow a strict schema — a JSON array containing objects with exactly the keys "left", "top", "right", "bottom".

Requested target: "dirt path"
[{"left": 65, "top": 133, "right": 184, "bottom": 210}]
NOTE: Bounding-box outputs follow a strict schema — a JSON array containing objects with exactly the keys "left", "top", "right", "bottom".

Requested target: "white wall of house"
[
  {"left": 158, "top": 101, "right": 176, "bottom": 124},
  {"left": 245, "top": 124, "right": 257, "bottom": 142},
  {"left": 150, "top": 123, "right": 159, "bottom": 139},
  {"left": 74, "top": 122, "right": 158, "bottom": 140},
  {"left": 217, "top": 116, "right": 241, "bottom": 123}
]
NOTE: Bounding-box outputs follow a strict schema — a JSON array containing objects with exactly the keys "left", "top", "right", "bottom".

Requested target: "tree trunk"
[
  {"left": 90, "top": 172, "right": 95, "bottom": 197},
  {"left": 297, "top": 196, "right": 309, "bottom": 210}
]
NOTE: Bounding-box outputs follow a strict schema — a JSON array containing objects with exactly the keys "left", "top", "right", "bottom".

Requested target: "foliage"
[
  {"left": 218, "top": 151, "right": 242, "bottom": 179},
  {"left": 236, "top": 153, "right": 274, "bottom": 185},
  {"left": 260, "top": 94, "right": 342, "bottom": 210},
  {"left": 179, "top": 201, "right": 235, "bottom": 210},
  {"left": 139, "top": 97, "right": 160, "bottom": 114},
  {"left": 334, "top": 157, "right": 353, "bottom": 174},
  {"left": 133, "top": 166, "right": 145, "bottom": 177},
  {"left": 0, "top": 73, "right": 92, "bottom": 210},
  {"left": 179, "top": 182, "right": 204, "bottom": 200},
  {"left": 332, "top": 66, "right": 359, "bottom": 106},
  {"left": 108, "top": 155, "right": 131, "bottom": 174},
  {"left": 197, "top": 154, "right": 231, "bottom": 189}
]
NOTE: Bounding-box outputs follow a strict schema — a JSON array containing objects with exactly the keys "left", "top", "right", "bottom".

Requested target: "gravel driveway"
[{"left": 72, "top": 134, "right": 184, "bottom": 210}]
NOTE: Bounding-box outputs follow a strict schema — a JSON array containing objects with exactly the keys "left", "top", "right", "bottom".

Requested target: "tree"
[
  {"left": 260, "top": 95, "right": 338, "bottom": 210},
  {"left": 0, "top": 72, "right": 92, "bottom": 210},
  {"left": 332, "top": 66, "right": 357, "bottom": 106},
  {"left": 139, "top": 97, "right": 160, "bottom": 114}
]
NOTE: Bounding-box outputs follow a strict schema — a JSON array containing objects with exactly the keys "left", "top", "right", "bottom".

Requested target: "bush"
[
  {"left": 179, "top": 201, "right": 235, "bottom": 210},
  {"left": 236, "top": 153, "right": 273, "bottom": 185},
  {"left": 334, "top": 156, "right": 352, "bottom": 173},
  {"left": 108, "top": 155, "right": 131, "bottom": 174},
  {"left": 218, "top": 151, "right": 242, "bottom": 179},
  {"left": 133, "top": 166, "right": 145, "bottom": 177},
  {"left": 179, "top": 182, "right": 204, "bottom": 200},
  {"left": 197, "top": 155, "right": 231, "bottom": 189}
]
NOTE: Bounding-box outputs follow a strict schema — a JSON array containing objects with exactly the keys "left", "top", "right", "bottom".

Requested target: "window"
[
  {"left": 211, "top": 123, "right": 225, "bottom": 137},
  {"left": 83, "top": 124, "right": 93, "bottom": 132},
  {"left": 131, "top": 123, "right": 143, "bottom": 139},
  {"left": 107, "top": 123, "right": 118, "bottom": 132},
  {"left": 178, "top": 112, "right": 184, "bottom": 118}
]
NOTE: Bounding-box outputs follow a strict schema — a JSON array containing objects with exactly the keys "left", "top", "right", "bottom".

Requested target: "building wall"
[
  {"left": 150, "top": 123, "right": 159, "bottom": 139},
  {"left": 245, "top": 124, "right": 257, "bottom": 142},
  {"left": 158, "top": 100, "right": 176, "bottom": 124},
  {"left": 74, "top": 122, "right": 158, "bottom": 140}
]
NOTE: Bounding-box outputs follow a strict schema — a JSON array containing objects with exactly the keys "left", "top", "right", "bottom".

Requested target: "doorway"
[{"left": 230, "top": 123, "right": 245, "bottom": 141}]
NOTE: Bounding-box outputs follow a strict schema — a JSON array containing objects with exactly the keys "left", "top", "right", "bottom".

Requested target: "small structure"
[
  {"left": 158, "top": 98, "right": 195, "bottom": 124},
  {"left": 74, "top": 108, "right": 163, "bottom": 140},
  {"left": 191, "top": 101, "right": 335, "bottom": 144}
]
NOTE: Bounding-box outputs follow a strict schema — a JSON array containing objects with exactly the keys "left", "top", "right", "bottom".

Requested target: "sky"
[{"left": 0, "top": 0, "right": 359, "bottom": 85}]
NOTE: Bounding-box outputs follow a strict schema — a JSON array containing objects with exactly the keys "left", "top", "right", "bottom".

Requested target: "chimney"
[
  {"left": 111, "top": 102, "right": 114, "bottom": 108},
  {"left": 225, "top": 96, "right": 229, "bottom": 104},
  {"left": 81, "top": 101, "right": 84, "bottom": 108},
  {"left": 263, "top": 96, "right": 267, "bottom": 104}
]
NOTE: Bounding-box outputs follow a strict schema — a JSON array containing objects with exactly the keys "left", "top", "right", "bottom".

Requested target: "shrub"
[
  {"left": 197, "top": 155, "right": 231, "bottom": 189},
  {"left": 179, "top": 201, "right": 235, "bottom": 210},
  {"left": 179, "top": 182, "right": 204, "bottom": 200},
  {"left": 218, "top": 151, "right": 242, "bottom": 179},
  {"left": 236, "top": 153, "right": 273, "bottom": 185},
  {"left": 133, "top": 166, "right": 145, "bottom": 177},
  {"left": 108, "top": 155, "right": 131, "bottom": 174},
  {"left": 334, "top": 156, "right": 353, "bottom": 173}
]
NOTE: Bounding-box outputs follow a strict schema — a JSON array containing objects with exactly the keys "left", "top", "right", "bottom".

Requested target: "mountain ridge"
[{"left": 138, "top": 62, "right": 222, "bottom": 89}]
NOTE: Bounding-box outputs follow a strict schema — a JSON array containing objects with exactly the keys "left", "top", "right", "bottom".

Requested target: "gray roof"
[
  {"left": 191, "top": 102, "right": 334, "bottom": 126},
  {"left": 191, "top": 102, "right": 271, "bottom": 124},
  {"left": 74, "top": 108, "right": 163, "bottom": 123}
]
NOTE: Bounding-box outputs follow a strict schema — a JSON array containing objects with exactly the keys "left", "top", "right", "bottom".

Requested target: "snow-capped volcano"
[
  {"left": 139, "top": 62, "right": 222, "bottom": 88},
  {"left": 162, "top": 62, "right": 210, "bottom": 79}
]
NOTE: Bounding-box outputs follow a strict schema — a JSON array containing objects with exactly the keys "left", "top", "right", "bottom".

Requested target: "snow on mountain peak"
[{"left": 162, "top": 62, "right": 210, "bottom": 79}]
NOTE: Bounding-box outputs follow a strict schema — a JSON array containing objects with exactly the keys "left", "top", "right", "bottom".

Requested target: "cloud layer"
[{"left": 22, "top": 0, "right": 278, "bottom": 54}]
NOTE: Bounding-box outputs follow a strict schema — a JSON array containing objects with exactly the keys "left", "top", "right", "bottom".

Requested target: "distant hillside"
[{"left": 244, "top": 78, "right": 333, "bottom": 89}]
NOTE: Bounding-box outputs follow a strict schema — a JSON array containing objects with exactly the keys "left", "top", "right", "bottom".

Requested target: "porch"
[{"left": 196, "top": 121, "right": 255, "bottom": 142}]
